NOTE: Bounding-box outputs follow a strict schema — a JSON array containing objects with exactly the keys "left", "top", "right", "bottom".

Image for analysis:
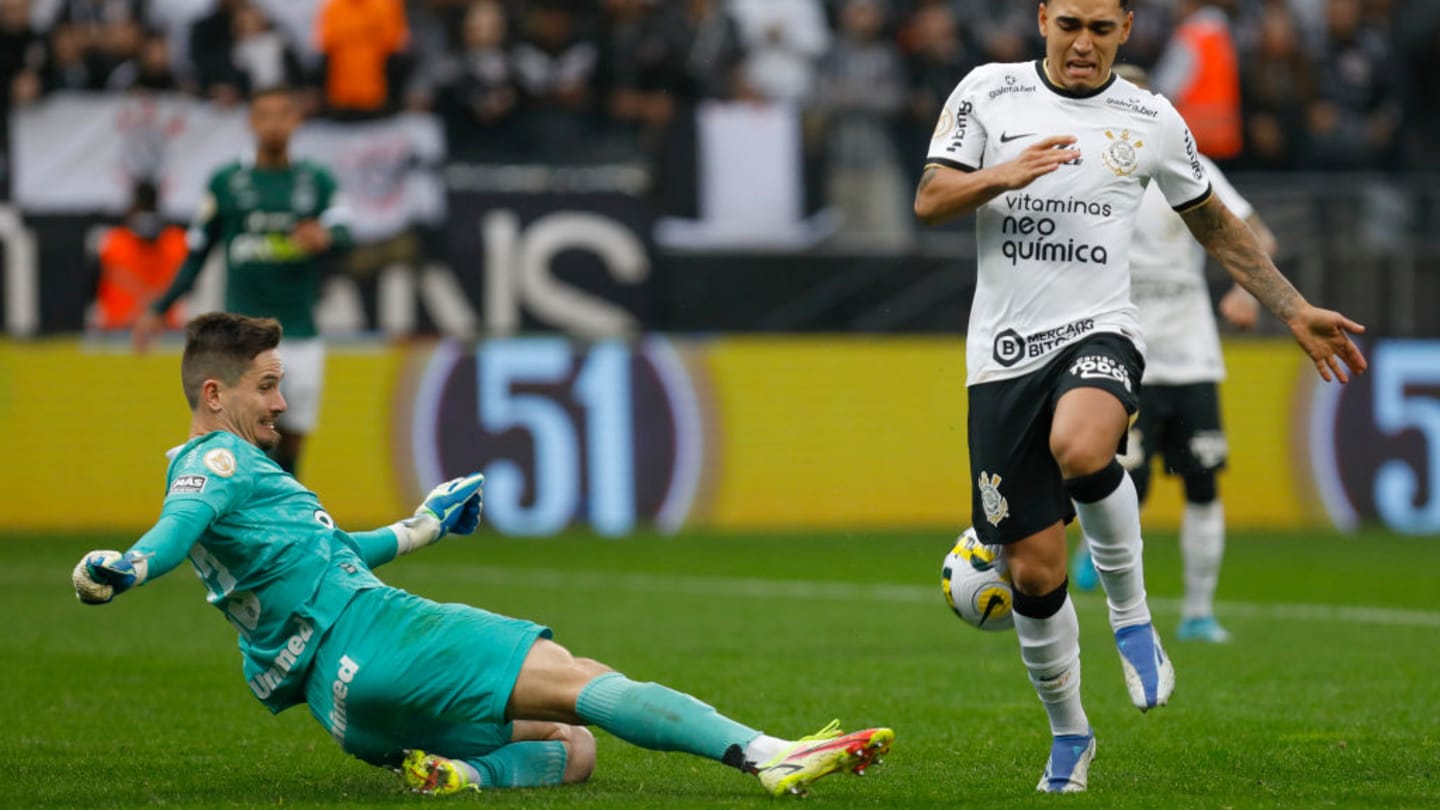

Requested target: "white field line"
[{"left": 417, "top": 565, "right": 1440, "bottom": 629}]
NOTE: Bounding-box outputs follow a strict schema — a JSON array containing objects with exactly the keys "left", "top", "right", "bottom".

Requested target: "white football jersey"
[
  {"left": 927, "top": 61, "right": 1212, "bottom": 386},
  {"left": 1129, "top": 154, "right": 1252, "bottom": 384}
]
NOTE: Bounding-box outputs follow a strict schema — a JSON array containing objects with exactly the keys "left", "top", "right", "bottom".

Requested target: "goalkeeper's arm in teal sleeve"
[
  {"left": 348, "top": 473, "right": 486, "bottom": 569},
  {"left": 72, "top": 500, "right": 215, "bottom": 604}
]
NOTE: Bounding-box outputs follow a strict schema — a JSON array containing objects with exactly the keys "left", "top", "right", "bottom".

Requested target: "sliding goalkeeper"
[{"left": 71, "top": 312, "right": 892, "bottom": 797}]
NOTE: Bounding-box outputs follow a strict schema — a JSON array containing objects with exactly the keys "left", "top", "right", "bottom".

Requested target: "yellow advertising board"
[
  {"left": 0, "top": 339, "right": 404, "bottom": 531},
  {"left": 0, "top": 336, "right": 1344, "bottom": 533}
]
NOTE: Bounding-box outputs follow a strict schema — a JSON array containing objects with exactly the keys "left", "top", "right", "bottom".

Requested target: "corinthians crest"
[
  {"left": 1101, "top": 128, "right": 1143, "bottom": 176},
  {"left": 978, "top": 471, "right": 1009, "bottom": 526}
]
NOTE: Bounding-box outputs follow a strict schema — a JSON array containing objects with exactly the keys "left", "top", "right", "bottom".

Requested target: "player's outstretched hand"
[
  {"left": 72, "top": 550, "right": 148, "bottom": 605},
  {"left": 417, "top": 473, "right": 485, "bottom": 538},
  {"left": 1287, "top": 305, "right": 1367, "bottom": 383},
  {"left": 995, "top": 135, "right": 1079, "bottom": 190}
]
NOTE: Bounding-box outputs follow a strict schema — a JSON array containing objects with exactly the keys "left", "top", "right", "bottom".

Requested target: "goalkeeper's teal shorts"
[{"left": 304, "top": 586, "right": 552, "bottom": 764}]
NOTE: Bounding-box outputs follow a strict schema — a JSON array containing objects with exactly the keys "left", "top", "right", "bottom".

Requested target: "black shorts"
[
  {"left": 967, "top": 332, "right": 1143, "bottom": 545},
  {"left": 1131, "top": 381, "right": 1227, "bottom": 477}
]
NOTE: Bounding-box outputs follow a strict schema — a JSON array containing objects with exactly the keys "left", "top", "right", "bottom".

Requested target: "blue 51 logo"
[
  {"left": 409, "top": 338, "right": 702, "bottom": 537},
  {"left": 1312, "top": 340, "right": 1440, "bottom": 534}
]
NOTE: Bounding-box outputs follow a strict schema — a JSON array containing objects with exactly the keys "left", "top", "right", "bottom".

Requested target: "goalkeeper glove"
[
  {"left": 72, "top": 550, "right": 150, "bottom": 605},
  {"left": 392, "top": 473, "right": 485, "bottom": 556}
]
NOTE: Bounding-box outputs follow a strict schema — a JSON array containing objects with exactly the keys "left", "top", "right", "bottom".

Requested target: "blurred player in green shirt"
[
  {"left": 75, "top": 312, "right": 894, "bottom": 798},
  {"left": 134, "top": 86, "right": 351, "bottom": 478}
]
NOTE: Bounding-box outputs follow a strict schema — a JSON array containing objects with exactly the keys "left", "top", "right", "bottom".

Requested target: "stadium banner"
[
  {"left": 11, "top": 92, "right": 444, "bottom": 243},
  {"left": 2, "top": 337, "right": 1433, "bottom": 535},
  {"left": 442, "top": 173, "right": 657, "bottom": 337}
]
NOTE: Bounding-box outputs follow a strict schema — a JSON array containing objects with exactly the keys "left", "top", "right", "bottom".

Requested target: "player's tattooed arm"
[
  {"left": 917, "top": 166, "right": 939, "bottom": 193},
  {"left": 1184, "top": 195, "right": 1367, "bottom": 383},
  {"left": 1181, "top": 196, "right": 1303, "bottom": 323}
]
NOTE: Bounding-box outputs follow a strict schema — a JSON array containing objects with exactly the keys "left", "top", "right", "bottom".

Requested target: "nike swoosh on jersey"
[{"left": 999, "top": 132, "right": 1036, "bottom": 143}]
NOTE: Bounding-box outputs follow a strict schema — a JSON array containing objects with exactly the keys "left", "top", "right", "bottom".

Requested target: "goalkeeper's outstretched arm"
[
  {"left": 347, "top": 473, "right": 486, "bottom": 569},
  {"left": 72, "top": 500, "right": 216, "bottom": 604}
]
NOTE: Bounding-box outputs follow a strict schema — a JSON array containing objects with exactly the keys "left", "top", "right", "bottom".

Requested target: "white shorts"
[{"left": 276, "top": 338, "right": 326, "bottom": 435}]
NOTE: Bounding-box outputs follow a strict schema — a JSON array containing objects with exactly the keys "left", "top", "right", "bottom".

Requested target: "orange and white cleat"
[{"left": 755, "top": 720, "right": 895, "bottom": 797}]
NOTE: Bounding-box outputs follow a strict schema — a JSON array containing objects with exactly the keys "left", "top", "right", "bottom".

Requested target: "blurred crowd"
[{"left": 2, "top": 0, "right": 1437, "bottom": 177}]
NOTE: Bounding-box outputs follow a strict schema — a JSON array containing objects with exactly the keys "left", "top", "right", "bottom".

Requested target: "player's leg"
[
  {"left": 401, "top": 721, "right": 595, "bottom": 792},
  {"left": 507, "top": 638, "right": 892, "bottom": 797},
  {"left": 1004, "top": 522, "right": 1095, "bottom": 792},
  {"left": 506, "top": 721, "right": 596, "bottom": 784},
  {"left": 1073, "top": 389, "right": 1158, "bottom": 590},
  {"left": 302, "top": 587, "right": 564, "bottom": 794},
  {"left": 968, "top": 375, "right": 1092, "bottom": 792},
  {"left": 273, "top": 338, "right": 325, "bottom": 477},
  {"left": 1051, "top": 336, "right": 1172, "bottom": 712},
  {"left": 1169, "top": 383, "right": 1230, "bottom": 642}
]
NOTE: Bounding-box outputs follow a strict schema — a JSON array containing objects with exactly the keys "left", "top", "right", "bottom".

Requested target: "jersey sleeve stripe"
[
  {"left": 1171, "top": 184, "right": 1214, "bottom": 214},
  {"left": 925, "top": 158, "right": 978, "bottom": 173}
]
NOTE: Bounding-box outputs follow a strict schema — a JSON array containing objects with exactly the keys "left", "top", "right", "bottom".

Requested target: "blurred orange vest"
[
  {"left": 95, "top": 225, "right": 188, "bottom": 329},
  {"left": 315, "top": 0, "right": 410, "bottom": 111},
  {"left": 1170, "top": 11, "right": 1243, "bottom": 160}
]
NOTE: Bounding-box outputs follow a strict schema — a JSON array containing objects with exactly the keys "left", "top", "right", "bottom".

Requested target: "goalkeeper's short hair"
[{"left": 181, "top": 313, "right": 283, "bottom": 409}]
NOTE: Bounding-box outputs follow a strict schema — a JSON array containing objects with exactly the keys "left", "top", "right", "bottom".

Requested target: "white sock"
[
  {"left": 1013, "top": 596, "right": 1089, "bottom": 736},
  {"left": 743, "top": 734, "right": 789, "bottom": 767},
  {"left": 1181, "top": 501, "right": 1225, "bottom": 619},
  {"left": 454, "top": 759, "right": 482, "bottom": 786},
  {"left": 1074, "top": 472, "right": 1152, "bottom": 630}
]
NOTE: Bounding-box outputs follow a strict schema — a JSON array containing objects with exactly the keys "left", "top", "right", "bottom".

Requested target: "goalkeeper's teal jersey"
[{"left": 159, "top": 431, "right": 383, "bottom": 712}]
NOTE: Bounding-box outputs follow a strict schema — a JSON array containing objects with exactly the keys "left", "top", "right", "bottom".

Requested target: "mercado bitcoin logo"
[
  {"left": 1309, "top": 340, "right": 1440, "bottom": 535},
  {"left": 401, "top": 337, "right": 703, "bottom": 536}
]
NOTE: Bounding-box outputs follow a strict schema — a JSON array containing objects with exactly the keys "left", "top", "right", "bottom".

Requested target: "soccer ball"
[{"left": 940, "top": 527, "right": 1014, "bottom": 632}]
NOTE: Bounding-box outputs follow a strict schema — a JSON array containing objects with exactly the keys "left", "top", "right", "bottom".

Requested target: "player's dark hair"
[
  {"left": 180, "top": 313, "right": 283, "bottom": 409},
  {"left": 1042, "top": 0, "right": 1131, "bottom": 6}
]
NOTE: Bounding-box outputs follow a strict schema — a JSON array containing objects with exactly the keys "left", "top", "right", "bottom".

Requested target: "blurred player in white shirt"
[{"left": 1072, "top": 63, "right": 1277, "bottom": 645}]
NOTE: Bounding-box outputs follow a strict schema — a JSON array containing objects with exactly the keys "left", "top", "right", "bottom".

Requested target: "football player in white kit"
[
  {"left": 1071, "top": 64, "right": 1277, "bottom": 644},
  {"left": 913, "top": 0, "right": 1367, "bottom": 793}
]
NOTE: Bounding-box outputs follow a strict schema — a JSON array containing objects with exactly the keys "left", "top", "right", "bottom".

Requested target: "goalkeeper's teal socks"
[
  {"left": 576, "top": 673, "right": 762, "bottom": 768},
  {"left": 464, "top": 740, "right": 568, "bottom": 788}
]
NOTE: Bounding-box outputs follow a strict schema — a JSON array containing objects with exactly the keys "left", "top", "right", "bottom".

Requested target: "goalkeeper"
[{"left": 72, "top": 312, "right": 892, "bottom": 798}]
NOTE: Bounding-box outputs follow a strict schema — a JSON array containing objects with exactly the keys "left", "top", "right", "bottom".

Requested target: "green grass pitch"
[{"left": 4, "top": 527, "right": 1438, "bottom": 809}]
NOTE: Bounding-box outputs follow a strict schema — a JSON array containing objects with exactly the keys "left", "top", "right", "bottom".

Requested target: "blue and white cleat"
[
  {"left": 1070, "top": 544, "right": 1099, "bottom": 592},
  {"left": 1177, "top": 615, "right": 1231, "bottom": 643},
  {"left": 1115, "top": 623, "right": 1174, "bottom": 712},
  {"left": 1036, "top": 731, "right": 1096, "bottom": 793}
]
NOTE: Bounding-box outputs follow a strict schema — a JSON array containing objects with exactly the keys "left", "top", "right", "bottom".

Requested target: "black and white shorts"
[
  {"left": 1131, "top": 382, "right": 1227, "bottom": 477},
  {"left": 966, "top": 332, "right": 1143, "bottom": 545}
]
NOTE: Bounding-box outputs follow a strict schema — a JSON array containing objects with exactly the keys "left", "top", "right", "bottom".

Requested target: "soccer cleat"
[
  {"left": 1036, "top": 731, "right": 1096, "bottom": 793},
  {"left": 755, "top": 720, "right": 895, "bottom": 797},
  {"left": 1115, "top": 623, "right": 1174, "bottom": 711},
  {"left": 400, "top": 749, "right": 479, "bottom": 796},
  {"left": 1177, "top": 615, "right": 1231, "bottom": 643},
  {"left": 1070, "top": 544, "right": 1099, "bottom": 592}
]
